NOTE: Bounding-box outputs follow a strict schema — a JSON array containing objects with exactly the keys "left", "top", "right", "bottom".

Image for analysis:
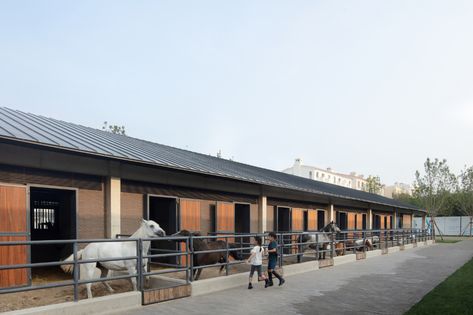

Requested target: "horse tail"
[{"left": 61, "top": 250, "right": 84, "bottom": 274}]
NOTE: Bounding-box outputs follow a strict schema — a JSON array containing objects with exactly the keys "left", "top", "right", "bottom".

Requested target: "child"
[
  {"left": 246, "top": 236, "right": 266, "bottom": 289},
  {"left": 266, "top": 232, "right": 285, "bottom": 288}
]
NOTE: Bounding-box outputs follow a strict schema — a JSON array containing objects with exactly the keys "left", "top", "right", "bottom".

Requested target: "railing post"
[
  {"left": 72, "top": 241, "right": 79, "bottom": 302},
  {"left": 225, "top": 236, "right": 229, "bottom": 276},
  {"left": 331, "top": 231, "right": 335, "bottom": 259},
  {"left": 136, "top": 239, "right": 143, "bottom": 291},
  {"left": 189, "top": 235, "right": 194, "bottom": 282},
  {"left": 185, "top": 237, "right": 189, "bottom": 284},
  {"left": 315, "top": 233, "right": 319, "bottom": 261}
]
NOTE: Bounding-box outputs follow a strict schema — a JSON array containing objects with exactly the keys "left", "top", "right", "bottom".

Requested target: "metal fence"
[
  {"left": 413, "top": 216, "right": 473, "bottom": 236},
  {"left": 0, "top": 228, "right": 432, "bottom": 306}
]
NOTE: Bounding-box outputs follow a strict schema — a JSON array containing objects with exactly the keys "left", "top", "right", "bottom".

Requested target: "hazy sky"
[{"left": 1, "top": 1, "right": 472, "bottom": 185}]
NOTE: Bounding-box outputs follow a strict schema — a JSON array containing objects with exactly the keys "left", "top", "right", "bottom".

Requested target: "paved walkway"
[{"left": 113, "top": 241, "right": 473, "bottom": 315}]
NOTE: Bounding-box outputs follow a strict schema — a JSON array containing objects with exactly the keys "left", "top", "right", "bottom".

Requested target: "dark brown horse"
[{"left": 172, "top": 230, "right": 242, "bottom": 280}]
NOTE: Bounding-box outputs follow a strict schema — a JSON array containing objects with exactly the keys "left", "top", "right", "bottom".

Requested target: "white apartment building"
[
  {"left": 283, "top": 159, "right": 412, "bottom": 198},
  {"left": 283, "top": 158, "right": 368, "bottom": 191},
  {"left": 384, "top": 182, "right": 413, "bottom": 198}
]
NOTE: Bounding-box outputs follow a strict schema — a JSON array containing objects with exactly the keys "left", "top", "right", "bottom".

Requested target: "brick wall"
[
  {"left": 78, "top": 188, "right": 105, "bottom": 239},
  {"left": 121, "top": 192, "right": 144, "bottom": 235}
]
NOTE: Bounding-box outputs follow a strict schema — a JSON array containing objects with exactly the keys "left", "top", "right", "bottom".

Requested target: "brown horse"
[{"left": 172, "top": 230, "right": 242, "bottom": 280}]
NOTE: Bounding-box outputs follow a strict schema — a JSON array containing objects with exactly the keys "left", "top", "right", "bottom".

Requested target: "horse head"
[
  {"left": 141, "top": 219, "right": 166, "bottom": 237},
  {"left": 321, "top": 221, "right": 341, "bottom": 233}
]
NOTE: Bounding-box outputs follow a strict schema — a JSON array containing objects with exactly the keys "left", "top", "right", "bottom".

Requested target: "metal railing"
[
  {"left": 0, "top": 228, "right": 432, "bottom": 305},
  {"left": 0, "top": 236, "right": 190, "bottom": 302}
]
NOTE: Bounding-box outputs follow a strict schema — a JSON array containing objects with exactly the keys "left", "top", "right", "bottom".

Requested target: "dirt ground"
[{"left": 0, "top": 267, "right": 134, "bottom": 312}]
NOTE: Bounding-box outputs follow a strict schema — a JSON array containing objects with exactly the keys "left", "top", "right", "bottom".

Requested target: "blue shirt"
[{"left": 268, "top": 240, "right": 277, "bottom": 261}]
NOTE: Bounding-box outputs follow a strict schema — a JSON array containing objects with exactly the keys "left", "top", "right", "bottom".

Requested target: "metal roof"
[{"left": 0, "top": 107, "right": 421, "bottom": 211}]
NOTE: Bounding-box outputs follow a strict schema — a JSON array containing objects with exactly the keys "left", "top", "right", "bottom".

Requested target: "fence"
[
  {"left": 413, "top": 216, "right": 473, "bottom": 236},
  {"left": 0, "top": 228, "right": 431, "bottom": 307}
]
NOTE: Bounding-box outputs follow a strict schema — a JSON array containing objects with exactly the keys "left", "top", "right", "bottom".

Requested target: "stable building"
[{"left": 0, "top": 107, "right": 425, "bottom": 289}]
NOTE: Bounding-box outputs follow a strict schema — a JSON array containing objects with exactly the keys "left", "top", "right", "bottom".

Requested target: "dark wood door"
[{"left": 0, "top": 185, "right": 29, "bottom": 288}]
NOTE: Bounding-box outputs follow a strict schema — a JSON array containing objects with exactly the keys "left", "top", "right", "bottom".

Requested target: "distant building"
[
  {"left": 283, "top": 158, "right": 370, "bottom": 191},
  {"left": 384, "top": 182, "right": 413, "bottom": 198},
  {"left": 283, "top": 159, "right": 413, "bottom": 198}
]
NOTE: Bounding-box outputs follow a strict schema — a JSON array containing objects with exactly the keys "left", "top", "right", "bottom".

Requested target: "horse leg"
[
  {"left": 81, "top": 263, "right": 100, "bottom": 299},
  {"left": 102, "top": 269, "right": 114, "bottom": 293},
  {"left": 195, "top": 268, "right": 202, "bottom": 281},
  {"left": 126, "top": 266, "right": 138, "bottom": 291}
]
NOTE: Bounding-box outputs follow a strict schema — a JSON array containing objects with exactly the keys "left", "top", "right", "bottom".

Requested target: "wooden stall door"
[
  {"left": 307, "top": 210, "right": 317, "bottom": 231},
  {"left": 291, "top": 208, "right": 304, "bottom": 253},
  {"left": 0, "top": 185, "right": 28, "bottom": 288},
  {"left": 179, "top": 199, "right": 201, "bottom": 265},
  {"left": 216, "top": 202, "right": 234, "bottom": 241},
  {"left": 402, "top": 214, "right": 412, "bottom": 229},
  {"left": 347, "top": 212, "right": 356, "bottom": 239},
  {"left": 355, "top": 213, "right": 362, "bottom": 238}
]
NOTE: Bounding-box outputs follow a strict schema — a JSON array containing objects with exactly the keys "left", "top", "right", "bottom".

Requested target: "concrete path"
[{"left": 112, "top": 241, "right": 473, "bottom": 315}]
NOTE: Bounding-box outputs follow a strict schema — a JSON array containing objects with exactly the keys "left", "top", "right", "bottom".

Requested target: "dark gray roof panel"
[{"left": 0, "top": 107, "right": 421, "bottom": 211}]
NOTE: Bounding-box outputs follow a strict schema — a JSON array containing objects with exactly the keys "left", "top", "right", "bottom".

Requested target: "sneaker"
[
  {"left": 248, "top": 283, "right": 253, "bottom": 290},
  {"left": 279, "top": 279, "right": 285, "bottom": 286}
]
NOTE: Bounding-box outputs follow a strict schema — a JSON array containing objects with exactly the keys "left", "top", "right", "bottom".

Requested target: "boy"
[{"left": 266, "top": 232, "right": 285, "bottom": 288}]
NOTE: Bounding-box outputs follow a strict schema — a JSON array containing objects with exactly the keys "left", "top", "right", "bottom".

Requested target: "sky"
[{"left": 0, "top": 1, "right": 472, "bottom": 185}]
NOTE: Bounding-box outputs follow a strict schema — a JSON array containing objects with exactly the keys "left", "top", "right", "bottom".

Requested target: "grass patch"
[{"left": 405, "top": 258, "right": 473, "bottom": 315}]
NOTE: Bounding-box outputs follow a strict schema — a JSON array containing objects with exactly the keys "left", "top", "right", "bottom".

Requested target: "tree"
[
  {"left": 364, "top": 175, "right": 384, "bottom": 194},
  {"left": 413, "top": 158, "right": 457, "bottom": 239},
  {"left": 102, "top": 121, "right": 126, "bottom": 135},
  {"left": 457, "top": 166, "right": 473, "bottom": 236}
]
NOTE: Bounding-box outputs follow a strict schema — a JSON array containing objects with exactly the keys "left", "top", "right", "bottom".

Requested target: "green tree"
[
  {"left": 413, "top": 158, "right": 457, "bottom": 239},
  {"left": 457, "top": 166, "right": 473, "bottom": 236},
  {"left": 102, "top": 121, "right": 126, "bottom": 135},
  {"left": 364, "top": 175, "right": 384, "bottom": 194}
]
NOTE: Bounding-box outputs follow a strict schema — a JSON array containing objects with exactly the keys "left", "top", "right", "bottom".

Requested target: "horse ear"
[{"left": 141, "top": 218, "right": 147, "bottom": 224}]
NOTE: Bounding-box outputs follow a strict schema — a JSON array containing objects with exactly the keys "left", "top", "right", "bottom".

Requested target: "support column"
[
  {"left": 258, "top": 195, "right": 267, "bottom": 233},
  {"left": 106, "top": 177, "right": 121, "bottom": 238},
  {"left": 368, "top": 209, "right": 373, "bottom": 230},
  {"left": 329, "top": 204, "right": 335, "bottom": 222},
  {"left": 422, "top": 214, "right": 426, "bottom": 230},
  {"left": 393, "top": 209, "right": 398, "bottom": 230}
]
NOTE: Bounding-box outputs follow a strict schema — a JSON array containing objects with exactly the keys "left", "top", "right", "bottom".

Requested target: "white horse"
[
  {"left": 299, "top": 221, "right": 341, "bottom": 259},
  {"left": 61, "top": 219, "right": 165, "bottom": 298}
]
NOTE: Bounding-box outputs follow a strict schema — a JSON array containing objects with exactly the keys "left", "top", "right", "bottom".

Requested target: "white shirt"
[{"left": 250, "top": 245, "right": 264, "bottom": 265}]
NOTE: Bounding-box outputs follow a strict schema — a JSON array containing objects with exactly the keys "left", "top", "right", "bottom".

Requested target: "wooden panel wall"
[
  {"left": 180, "top": 199, "right": 201, "bottom": 231},
  {"left": 291, "top": 208, "right": 304, "bottom": 231},
  {"left": 0, "top": 185, "right": 27, "bottom": 233},
  {"left": 308, "top": 210, "right": 317, "bottom": 231},
  {"left": 347, "top": 213, "right": 356, "bottom": 230},
  {"left": 358, "top": 214, "right": 364, "bottom": 229},
  {"left": 402, "top": 214, "right": 412, "bottom": 228},
  {"left": 0, "top": 236, "right": 28, "bottom": 288},
  {"left": 0, "top": 185, "right": 28, "bottom": 288},
  {"left": 179, "top": 199, "right": 201, "bottom": 265},
  {"left": 216, "top": 202, "right": 234, "bottom": 232}
]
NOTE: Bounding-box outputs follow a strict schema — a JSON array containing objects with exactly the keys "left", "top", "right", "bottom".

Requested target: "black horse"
[{"left": 172, "top": 230, "right": 242, "bottom": 280}]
